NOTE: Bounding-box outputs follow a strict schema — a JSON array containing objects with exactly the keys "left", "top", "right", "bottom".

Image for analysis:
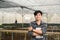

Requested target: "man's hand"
[{"left": 28, "top": 26, "right": 33, "bottom": 31}]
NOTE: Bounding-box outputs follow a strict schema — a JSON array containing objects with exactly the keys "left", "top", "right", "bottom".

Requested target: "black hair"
[{"left": 34, "top": 10, "right": 43, "bottom": 16}]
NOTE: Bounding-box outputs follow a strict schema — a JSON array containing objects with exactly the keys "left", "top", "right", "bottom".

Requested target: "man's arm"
[
  {"left": 28, "top": 26, "right": 39, "bottom": 36},
  {"left": 33, "top": 29, "right": 43, "bottom": 35},
  {"left": 33, "top": 24, "right": 47, "bottom": 35},
  {"left": 28, "top": 26, "right": 33, "bottom": 36}
]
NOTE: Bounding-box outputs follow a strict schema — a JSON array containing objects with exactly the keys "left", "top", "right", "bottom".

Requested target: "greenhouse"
[{"left": 0, "top": 0, "right": 60, "bottom": 40}]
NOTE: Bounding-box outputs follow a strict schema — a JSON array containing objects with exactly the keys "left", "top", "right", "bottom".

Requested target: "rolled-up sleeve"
[
  {"left": 28, "top": 22, "right": 33, "bottom": 36},
  {"left": 42, "top": 23, "right": 47, "bottom": 34},
  {"left": 28, "top": 31, "right": 33, "bottom": 36}
]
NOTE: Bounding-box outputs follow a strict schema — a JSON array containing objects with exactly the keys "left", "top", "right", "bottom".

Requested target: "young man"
[{"left": 28, "top": 10, "right": 47, "bottom": 40}]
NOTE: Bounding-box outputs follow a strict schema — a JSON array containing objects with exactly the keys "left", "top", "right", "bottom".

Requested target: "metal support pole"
[{"left": 12, "top": 32, "right": 14, "bottom": 40}]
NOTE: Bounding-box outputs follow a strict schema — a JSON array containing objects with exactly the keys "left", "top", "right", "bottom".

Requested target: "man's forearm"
[
  {"left": 33, "top": 29, "right": 43, "bottom": 35},
  {"left": 32, "top": 32, "right": 39, "bottom": 36}
]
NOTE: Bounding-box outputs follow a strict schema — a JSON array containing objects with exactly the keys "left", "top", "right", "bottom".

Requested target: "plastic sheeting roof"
[
  {"left": 0, "top": 0, "right": 60, "bottom": 24},
  {"left": 0, "top": 0, "right": 60, "bottom": 13},
  {"left": 0, "top": 0, "right": 20, "bottom": 8},
  {"left": 5, "top": 0, "right": 60, "bottom": 6}
]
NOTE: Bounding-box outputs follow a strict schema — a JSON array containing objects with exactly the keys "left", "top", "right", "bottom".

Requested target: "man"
[{"left": 28, "top": 10, "right": 47, "bottom": 40}]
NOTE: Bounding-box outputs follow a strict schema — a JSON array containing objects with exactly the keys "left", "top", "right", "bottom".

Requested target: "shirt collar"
[{"left": 34, "top": 20, "right": 43, "bottom": 26}]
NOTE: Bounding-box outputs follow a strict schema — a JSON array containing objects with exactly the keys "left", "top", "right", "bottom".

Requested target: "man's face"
[{"left": 34, "top": 13, "right": 42, "bottom": 21}]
